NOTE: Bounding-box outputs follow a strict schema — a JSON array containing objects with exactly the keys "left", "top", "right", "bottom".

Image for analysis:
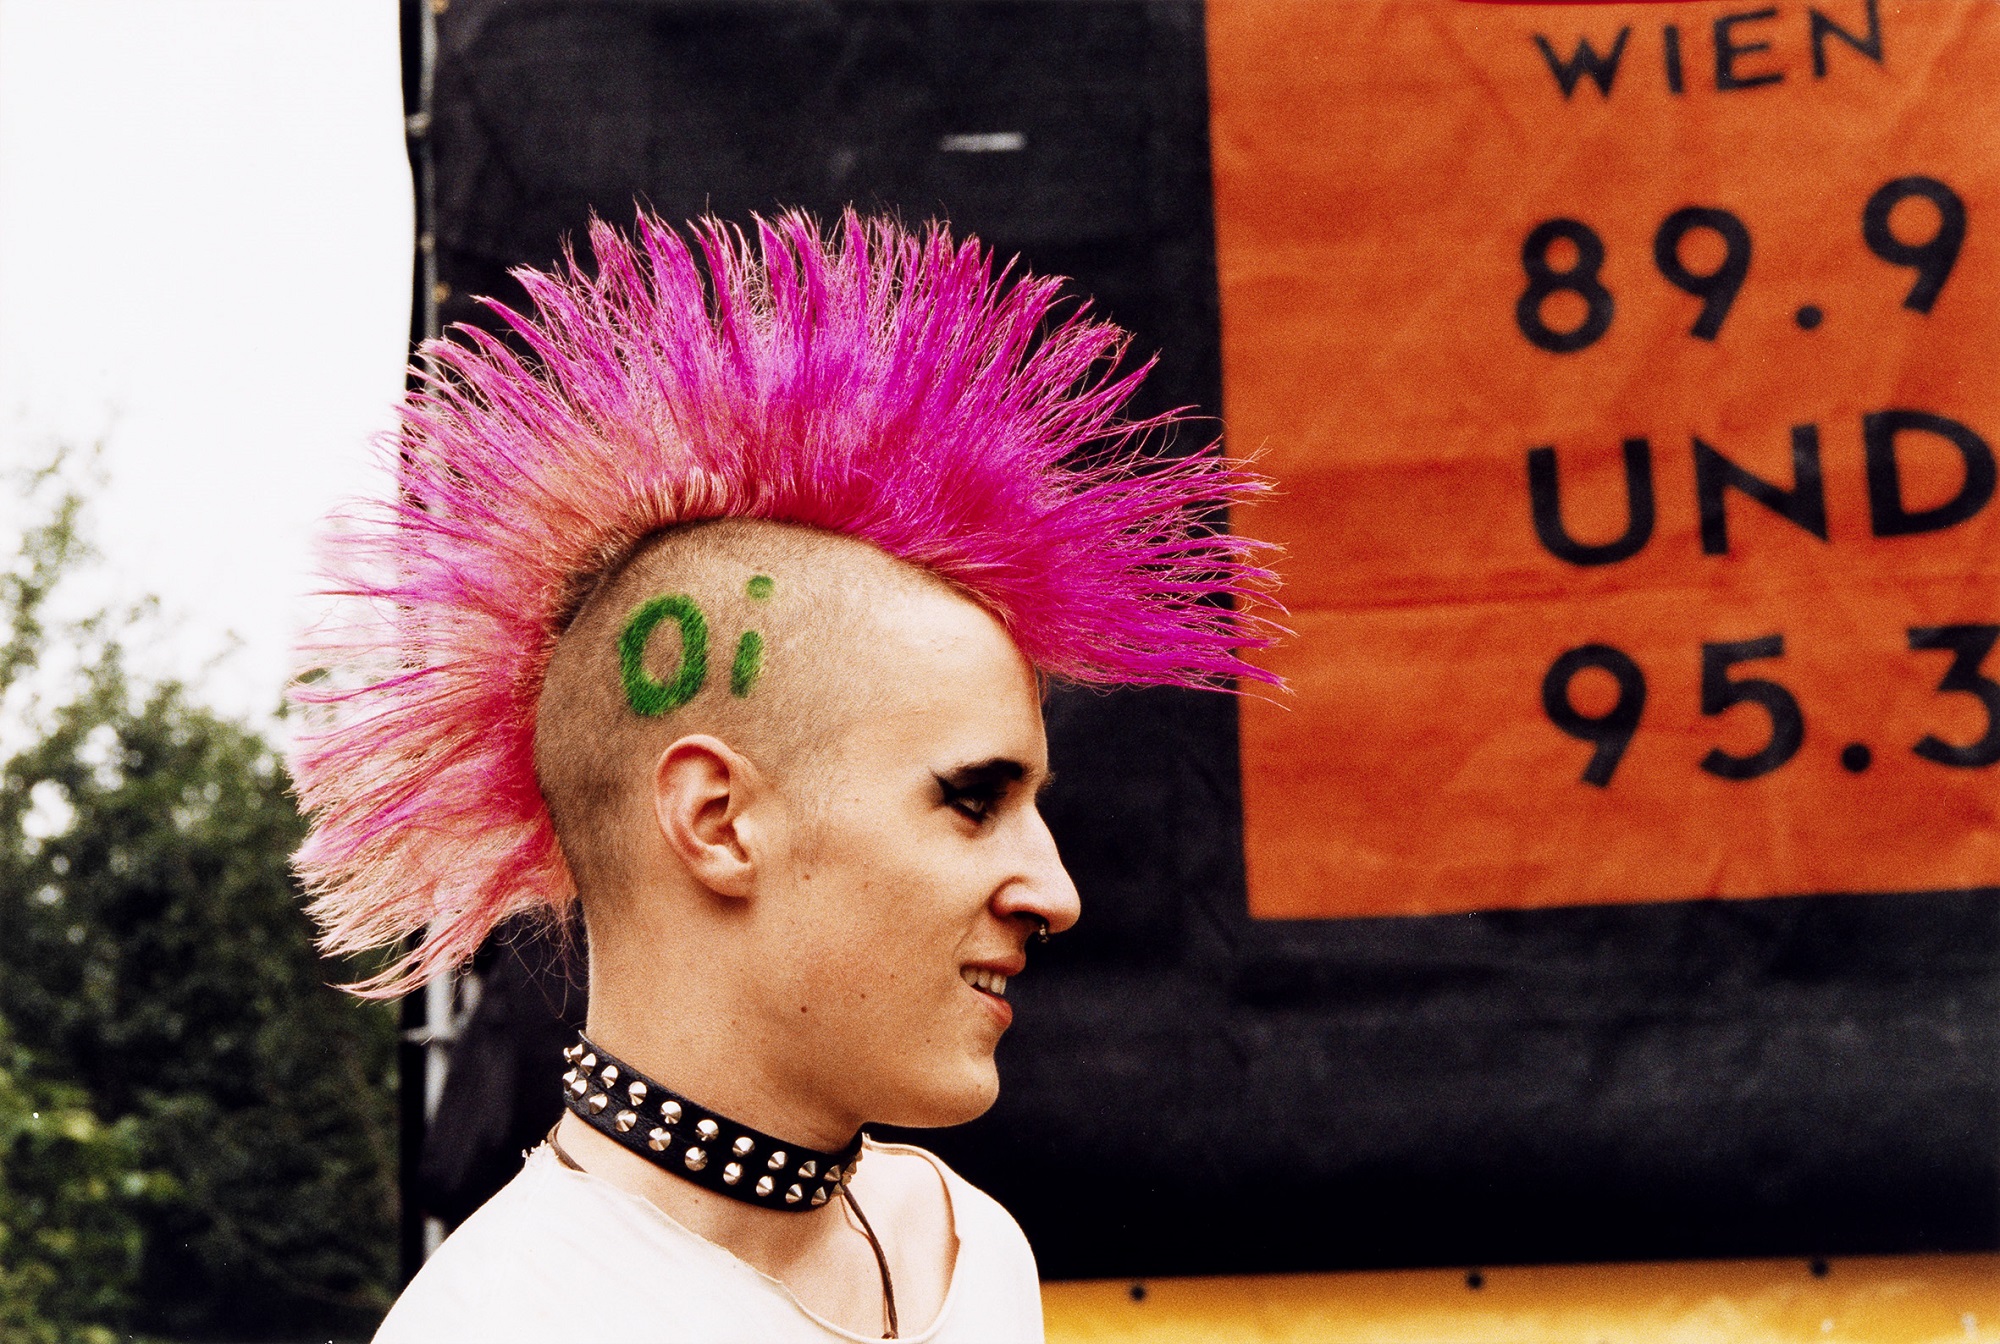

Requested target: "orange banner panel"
[{"left": 1212, "top": 1, "right": 2000, "bottom": 917}]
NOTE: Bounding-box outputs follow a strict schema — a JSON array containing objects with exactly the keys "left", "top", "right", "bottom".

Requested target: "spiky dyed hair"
[{"left": 291, "top": 209, "right": 1277, "bottom": 994}]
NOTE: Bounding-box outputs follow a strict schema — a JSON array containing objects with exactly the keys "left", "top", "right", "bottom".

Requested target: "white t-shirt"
[{"left": 375, "top": 1140, "right": 1044, "bottom": 1343}]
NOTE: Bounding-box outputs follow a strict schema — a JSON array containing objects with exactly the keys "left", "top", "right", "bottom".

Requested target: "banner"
[{"left": 1212, "top": 0, "right": 2000, "bottom": 918}]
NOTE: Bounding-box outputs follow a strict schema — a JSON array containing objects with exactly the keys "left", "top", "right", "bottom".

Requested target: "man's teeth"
[{"left": 961, "top": 967, "right": 1008, "bottom": 997}]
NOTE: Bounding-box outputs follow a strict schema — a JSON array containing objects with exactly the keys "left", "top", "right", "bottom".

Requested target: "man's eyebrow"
[
  {"left": 936, "top": 758, "right": 1030, "bottom": 792},
  {"left": 940, "top": 756, "right": 1032, "bottom": 788}
]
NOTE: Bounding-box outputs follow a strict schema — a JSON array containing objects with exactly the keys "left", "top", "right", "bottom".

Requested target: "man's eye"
[{"left": 937, "top": 779, "right": 999, "bottom": 823}]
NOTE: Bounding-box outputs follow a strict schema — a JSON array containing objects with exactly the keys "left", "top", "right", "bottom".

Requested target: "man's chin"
[{"left": 866, "top": 1062, "right": 1001, "bottom": 1131}]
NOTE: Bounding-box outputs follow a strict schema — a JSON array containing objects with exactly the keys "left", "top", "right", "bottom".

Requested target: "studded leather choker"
[{"left": 561, "top": 1036, "right": 863, "bottom": 1212}]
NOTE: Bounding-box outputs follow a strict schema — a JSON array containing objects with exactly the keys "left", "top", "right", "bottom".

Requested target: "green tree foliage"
[
  {"left": 0, "top": 1015, "right": 167, "bottom": 1344},
  {"left": 0, "top": 467, "right": 399, "bottom": 1339}
]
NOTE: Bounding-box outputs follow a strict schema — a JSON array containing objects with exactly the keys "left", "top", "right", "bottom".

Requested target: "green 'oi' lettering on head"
[{"left": 619, "top": 594, "right": 708, "bottom": 716}]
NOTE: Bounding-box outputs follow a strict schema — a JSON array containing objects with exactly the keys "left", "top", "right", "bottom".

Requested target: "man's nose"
[{"left": 996, "top": 808, "right": 1081, "bottom": 935}]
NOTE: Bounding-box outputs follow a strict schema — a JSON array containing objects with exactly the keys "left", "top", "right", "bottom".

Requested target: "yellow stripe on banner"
[{"left": 1043, "top": 1255, "right": 2000, "bottom": 1344}]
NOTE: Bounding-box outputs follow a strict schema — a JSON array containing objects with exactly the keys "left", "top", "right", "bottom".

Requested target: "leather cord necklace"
[{"left": 555, "top": 1036, "right": 898, "bottom": 1337}]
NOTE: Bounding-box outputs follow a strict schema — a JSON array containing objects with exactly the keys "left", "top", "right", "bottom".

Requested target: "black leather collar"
[{"left": 561, "top": 1036, "right": 862, "bottom": 1212}]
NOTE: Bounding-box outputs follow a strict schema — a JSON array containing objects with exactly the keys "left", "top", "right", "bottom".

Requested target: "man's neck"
[
  {"left": 580, "top": 1001, "right": 862, "bottom": 1153},
  {"left": 582, "top": 914, "right": 868, "bottom": 1154}
]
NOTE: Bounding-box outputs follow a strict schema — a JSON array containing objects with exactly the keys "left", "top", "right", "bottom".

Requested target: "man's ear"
[{"left": 652, "top": 734, "right": 767, "bottom": 899}]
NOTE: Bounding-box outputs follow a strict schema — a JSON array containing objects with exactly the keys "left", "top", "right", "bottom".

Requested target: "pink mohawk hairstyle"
[{"left": 291, "top": 209, "right": 1279, "bottom": 994}]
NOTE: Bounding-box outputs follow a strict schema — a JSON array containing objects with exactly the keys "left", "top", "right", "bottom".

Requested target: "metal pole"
[{"left": 395, "top": 0, "right": 441, "bottom": 1288}]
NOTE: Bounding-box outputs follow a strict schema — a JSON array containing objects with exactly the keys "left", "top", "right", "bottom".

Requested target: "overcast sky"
[{"left": 0, "top": 0, "right": 412, "bottom": 728}]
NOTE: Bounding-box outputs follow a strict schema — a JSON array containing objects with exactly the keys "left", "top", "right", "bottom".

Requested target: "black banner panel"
[{"left": 422, "top": 0, "right": 2000, "bottom": 1277}]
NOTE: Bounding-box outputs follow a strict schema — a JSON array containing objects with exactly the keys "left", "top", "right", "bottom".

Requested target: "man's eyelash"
[{"left": 937, "top": 776, "right": 1002, "bottom": 820}]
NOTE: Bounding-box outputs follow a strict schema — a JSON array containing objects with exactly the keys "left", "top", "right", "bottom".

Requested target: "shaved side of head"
[{"left": 533, "top": 520, "right": 963, "bottom": 902}]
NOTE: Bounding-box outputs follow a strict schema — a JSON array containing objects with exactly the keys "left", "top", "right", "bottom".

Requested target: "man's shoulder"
[
  {"left": 371, "top": 1149, "right": 613, "bottom": 1338},
  {"left": 371, "top": 1147, "right": 770, "bottom": 1342}
]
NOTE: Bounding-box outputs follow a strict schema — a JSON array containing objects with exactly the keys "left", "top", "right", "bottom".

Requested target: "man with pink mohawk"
[{"left": 294, "top": 210, "right": 1274, "bottom": 1341}]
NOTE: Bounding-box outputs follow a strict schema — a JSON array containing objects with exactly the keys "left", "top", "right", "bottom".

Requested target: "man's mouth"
[{"left": 961, "top": 967, "right": 1009, "bottom": 997}]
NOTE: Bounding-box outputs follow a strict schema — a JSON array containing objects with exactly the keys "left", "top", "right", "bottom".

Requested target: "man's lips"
[{"left": 960, "top": 957, "right": 1025, "bottom": 1025}]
